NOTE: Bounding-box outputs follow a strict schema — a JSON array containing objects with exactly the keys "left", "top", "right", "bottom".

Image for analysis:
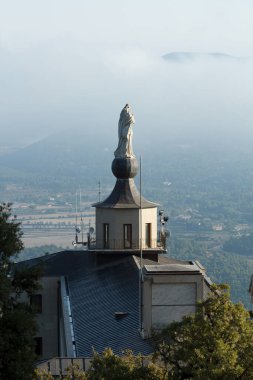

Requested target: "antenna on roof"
[
  {"left": 159, "top": 210, "right": 170, "bottom": 251},
  {"left": 79, "top": 187, "right": 84, "bottom": 244},
  {"left": 98, "top": 181, "right": 101, "bottom": 202},
  {"left": 139, "top": 155, "right": 143, "bottom": 334},
  {"left": 74, "top": 191, "right": 79, "bottom": 244},
  {"left": 140, "top": 155, "right": 143, "bottom": 269},
  {"left": 72, "top": 188, "right": 88, "bottom": 248}
]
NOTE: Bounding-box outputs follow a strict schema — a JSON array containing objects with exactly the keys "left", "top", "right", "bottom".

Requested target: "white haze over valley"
[{"left": 0, "top": 0, "right": 253, "bottom": 150}]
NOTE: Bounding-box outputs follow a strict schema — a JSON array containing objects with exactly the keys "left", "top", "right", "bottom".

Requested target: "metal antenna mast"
[
  {"left": 98, "top": 181, "right": 101, "bottom": 202},
  {"left": 75, "top": 191, "right": 78, "bottom": 244},
  {"left": 140, "top": 155, "right": 143, "bottom": 268},
  {"left": 80, "top": 187, "right": 84, "bottom": 244},
  {"left": 139, "top": 155, "right": 143, "bottom": 333}
]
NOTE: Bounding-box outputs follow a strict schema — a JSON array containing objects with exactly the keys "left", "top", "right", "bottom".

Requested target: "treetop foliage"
[
  {"left": 0, "top": 203, "right": 41, "bottom": 380},
  {"left": 153, "top": 284, "right": 253, "bottom": 379},
  {"left": 0, "top": 202, "right": 23, "bottom": 265},
  {"left": 35, "top": 349, "right": 165, "bottom": 380}
]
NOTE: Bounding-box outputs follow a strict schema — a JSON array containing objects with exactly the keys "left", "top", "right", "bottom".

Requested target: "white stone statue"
[{"left": 114, "top": 104, "right": 135, "bottom": 158}]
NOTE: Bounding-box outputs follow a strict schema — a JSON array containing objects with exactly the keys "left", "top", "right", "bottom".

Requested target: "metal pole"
[
  {"left": 80, "top": 187, "right": 84, "bottom": 244},
  {"left": 75, "top": 192, "right": 78, "bottom": 244},
  {"left": 140, "top": 155, "right": 142, "bottom": 267},
  {"left": 98, "top": 181, "right": 101, "bottom": 202},
  {"left": 139, "top": 155, "right": 143, "bottom": 333}
]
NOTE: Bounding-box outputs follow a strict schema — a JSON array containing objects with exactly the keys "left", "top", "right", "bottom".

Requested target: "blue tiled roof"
[
  {"left": 18, "top": 250, "right": 196, "bottom": 357},
  {"left": 68, "top": 256, "right": 153, "bottom": 357},
  {"left": 16, "top": 250, "right": 97, "bottom": 277}
]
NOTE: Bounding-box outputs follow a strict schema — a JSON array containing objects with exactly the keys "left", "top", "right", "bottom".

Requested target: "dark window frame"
[
  {"left": 30, "top": 294, "right": 42, "bottom": 314},
  {"left": 145, "top": 223, "right": 152, "bottom": 248},
  {"left": 34, "top": 337, "right": 43, "bottom": 357},
  {"left": 123, "top": 224, "right": 132, "bottom": 249},
  {"left": 103, "top": 223, "right": 109, "bottom": 249}
]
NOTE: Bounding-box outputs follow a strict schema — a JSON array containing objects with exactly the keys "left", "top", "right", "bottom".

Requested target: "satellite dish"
[
  {"left": 89, "top": 227, "right": 94, "bottom": 234},
  {"left": 165, "top": 230, "right": 171, "bottom": 238}
]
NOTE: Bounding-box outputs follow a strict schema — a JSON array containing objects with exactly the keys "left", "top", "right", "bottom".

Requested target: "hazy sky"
[{"left": 0, "top": 0, "right": 253, "bottom": 147}]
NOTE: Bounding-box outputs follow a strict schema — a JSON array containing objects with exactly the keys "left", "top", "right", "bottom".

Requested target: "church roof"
[
  {"left": 18, "top": 251, "right": 153, "bottom": 355},
  {"left": 93, "top": 179, "right": 158, "bottom": 209},
  {"left": 68, "top": 255, "right": 153, "bottom": 356},
  {"left": 16, "top": 250, "right": 97, "bottom": 277},
  {"left": 17, "top": 250, "right": 209, "bottom": 357}
]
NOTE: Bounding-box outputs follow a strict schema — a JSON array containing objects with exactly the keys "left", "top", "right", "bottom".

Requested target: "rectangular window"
[
  {"left": 145, "top": 223, "right": 151, "bottom": 248},
  {"left": 34, "top": 337, "right": 43, "bottom": 357},
  {"left": 30, "top": 294, "right": 42, "bottom": 313},
  {"left": 103, "top": 223, "right": 109, "bottom": 249},
  {"left": 124, "top": 224, "right": 132, "bottom": 249}
]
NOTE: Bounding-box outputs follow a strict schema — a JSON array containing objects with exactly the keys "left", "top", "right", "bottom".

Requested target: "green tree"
[
  {"left": 34, "top": 369, "right": 54, "bottom": 380},
  {"left": 35, "top": 350, "right": 165, "bottom": 380},
  {"left": 153, "top": 284, "right": 253, "bottom": 380},
  {"left": 35, "top": 365, "right": 88, "bottom": 380},
  {"left": 87, "top": 348, "right": 164, "bottom": 380},
  {"left": 65, "top": 364, "right": 88, "bottom": 380},
  {"left": 0, "top": 203, "right": 41, "bottom": 380}
]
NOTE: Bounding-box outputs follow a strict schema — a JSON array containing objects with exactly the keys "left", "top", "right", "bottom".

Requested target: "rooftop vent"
[{"left": 114, "top": 312, "right": 129, "bottom": 320}]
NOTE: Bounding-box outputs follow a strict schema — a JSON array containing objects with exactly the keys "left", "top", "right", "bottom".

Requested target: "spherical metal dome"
[{"left": 111, "top": 157, "right": 138, "bottom": 179}]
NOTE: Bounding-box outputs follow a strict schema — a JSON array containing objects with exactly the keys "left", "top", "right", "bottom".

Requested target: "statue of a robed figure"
[{"left": 114, "top": 104, "right": 135, "bottom": 159}]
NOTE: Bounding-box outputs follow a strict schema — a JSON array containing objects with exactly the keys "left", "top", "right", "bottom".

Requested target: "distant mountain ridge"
[
  {"left": 163, "top": 51, "right": 241, "bottom": 62},
  {"left": 0, "top": 131, "right": 114, "bottom": 179},
  {"left": 1, "top": 127, "right": 252, "bottom": 193}
]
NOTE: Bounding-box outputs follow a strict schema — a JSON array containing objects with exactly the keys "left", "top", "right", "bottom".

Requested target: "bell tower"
[{"left": 93, "top": 104, "right": 158, "bottom": 251}]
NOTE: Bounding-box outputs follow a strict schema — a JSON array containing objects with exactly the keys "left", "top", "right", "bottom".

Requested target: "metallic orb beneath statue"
[{"left": 111, "top": 157, "right": 138, "bottom": 179}]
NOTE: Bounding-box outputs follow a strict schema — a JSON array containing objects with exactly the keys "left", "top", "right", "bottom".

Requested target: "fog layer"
[{"left": 0, "top": 1, "right": 252, "bottom": 148}]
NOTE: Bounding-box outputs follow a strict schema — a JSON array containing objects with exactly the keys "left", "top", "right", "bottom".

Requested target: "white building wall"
[
  {"left": 95, "top": 207, "right": 157, "bottom": 249},
  {"left": 19, "top": 276, "right": 61, "bottom": 360},
  {"left": 36, "top": 277, "right": 60, "bottom": 359},
  {"left": 140, "top": 208, "right": 157, "bottom": 249},
  {"left": 151, "top": 283, "right": 196, "bottom": 328},
  {"left": 142, "top": 273, "right": 205, "bottom": 336},
  {"left": 152, "top": 305, "right": 196, "bottom": 327}
]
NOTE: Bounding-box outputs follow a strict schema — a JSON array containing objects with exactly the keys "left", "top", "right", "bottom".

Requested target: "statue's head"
[{"left": 120, "top": 104, "right": 134, "bottom": 125}]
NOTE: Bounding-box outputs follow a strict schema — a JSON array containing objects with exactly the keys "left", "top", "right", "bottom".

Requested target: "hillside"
[
  {"left": 162, "top": 51, "right": 241, "bottom": 62},
  {"left": 0, "top": 130, "right": 113, "bottom": 177}
]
